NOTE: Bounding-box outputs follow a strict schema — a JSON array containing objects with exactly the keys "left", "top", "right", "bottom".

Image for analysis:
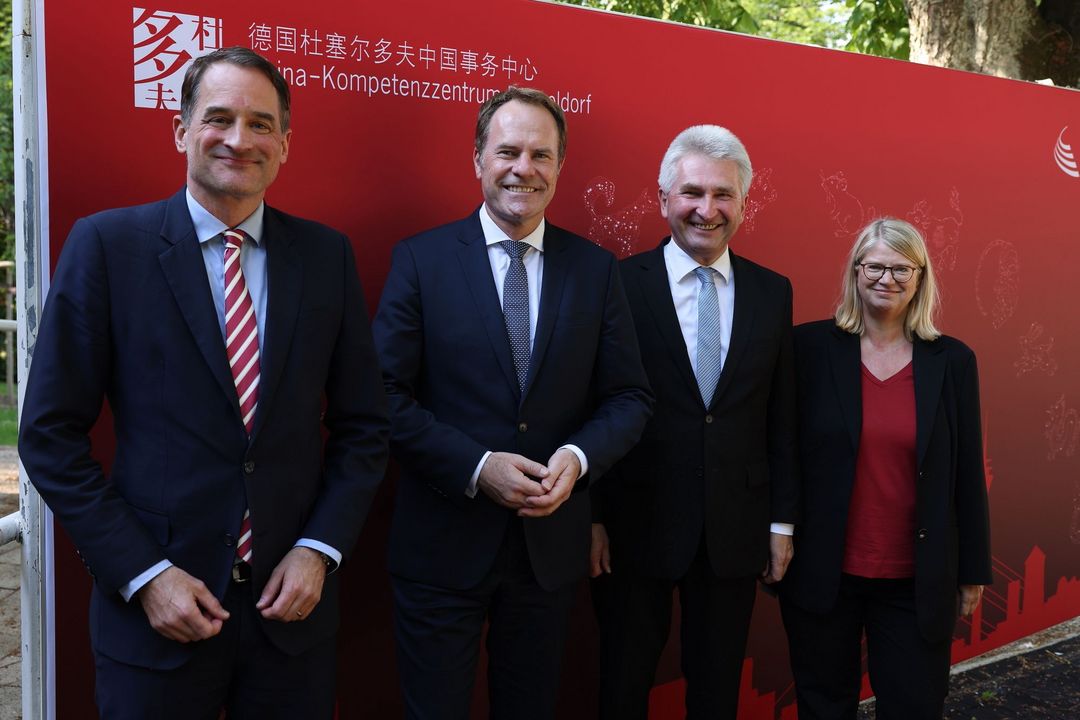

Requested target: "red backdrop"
[{"left": 38, "top": 1, "right": 1080, "bottom": 717}]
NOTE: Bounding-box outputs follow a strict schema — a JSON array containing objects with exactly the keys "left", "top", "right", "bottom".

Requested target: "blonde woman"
[{"left": 780, "top": 218, "right": 991, "bottom": 719}]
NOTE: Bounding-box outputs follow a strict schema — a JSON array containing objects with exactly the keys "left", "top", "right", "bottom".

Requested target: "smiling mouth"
[
  {"left": 690, "top": 222, "right": 721, "bottom": 230},
  {"left": 504, "top": 185, "right": 537, "bottom": 193}
]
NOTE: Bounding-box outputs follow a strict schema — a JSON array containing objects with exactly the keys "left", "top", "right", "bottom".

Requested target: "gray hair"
[{"left": 658, "top": 125, "right": 752, "bottom": 197}]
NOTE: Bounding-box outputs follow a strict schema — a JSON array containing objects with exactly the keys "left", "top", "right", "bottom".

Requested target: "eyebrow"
[{"left": 202, "top": 106, "right": 278, "bottom": 124}]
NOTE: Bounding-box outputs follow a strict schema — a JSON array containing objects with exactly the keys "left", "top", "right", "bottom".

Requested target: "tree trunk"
[{"left": 906, "top": 0, "right": 1080, "bottom": 87}]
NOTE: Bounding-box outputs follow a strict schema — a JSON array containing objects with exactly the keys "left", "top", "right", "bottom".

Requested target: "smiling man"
[
  {"left": 18, "top": 47, "right": 389, "bottom": 718},
  {"left": 373, "top": 87, "right": 652, "bottom": 719},
  {"left": 589, "top": 125, "right": 800, "bottom": 719}
]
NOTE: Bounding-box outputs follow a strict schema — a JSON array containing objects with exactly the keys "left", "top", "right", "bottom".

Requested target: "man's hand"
[
  {"left": 519, "top": 448, "right": 581, "bottom": 518},
  {"left": 256, "top": 547, "right": 327, "bottom": 622},
  {"left": 590, "top": 523, "right": 612, "bottom": 577},
  {"left": 761, "top": 532, "right": 794, "bottom": 584},
  {"left": 477, "top": 452, "right": 549, "bottom": 509},
  {"left": 137, "top": 566, "right": 229, "bottom": 643},
  {"left": 959, "top": 584, "right": 984, "bottom": 616}
]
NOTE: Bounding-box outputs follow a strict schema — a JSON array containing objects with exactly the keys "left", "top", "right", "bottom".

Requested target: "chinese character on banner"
[
  {"left": 519, "top": 57, "right": 538, "bottom": 81},
  {"left": 248, "top": 22, "right": 271, "bottom": 51},
  {"left": 461, "top": 50, "right": 478, "bottom": 75},
  {"left": 133, "top": 8, "right": 222, "bottom": 110}
]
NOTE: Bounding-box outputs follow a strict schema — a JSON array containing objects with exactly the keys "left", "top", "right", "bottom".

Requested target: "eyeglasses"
[{"left": 856, "top": 263, "right": 920, "bottom": 284}]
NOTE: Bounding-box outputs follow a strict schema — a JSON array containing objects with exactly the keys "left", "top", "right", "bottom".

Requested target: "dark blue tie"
[{"left": 501, "top": 240, "right": 531, "bottom": 390}]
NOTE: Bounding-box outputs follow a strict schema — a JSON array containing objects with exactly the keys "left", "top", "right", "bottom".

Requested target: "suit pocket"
[
  {"left": 131, "top": 506, "right": 170, "bottom": 546},
  {"left": 746, "top": 461, "right": 769, "bottom": 489}
]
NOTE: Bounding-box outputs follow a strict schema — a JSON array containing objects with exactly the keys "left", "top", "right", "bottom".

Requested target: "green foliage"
[
  {"left": 561, "top": 0, "right": 760, "bottom": 33},
  {"left": 0, "top": 4, "right": 14, "bottom": 263},
  {"left": 558, "top": 0, "right": 909, "bottom": 57},
  {"left": 844, "top": 0, "right": 909, "bottom": 59},
  {"left": 743, "top": 0, "right": 850, "bottom": 49}
]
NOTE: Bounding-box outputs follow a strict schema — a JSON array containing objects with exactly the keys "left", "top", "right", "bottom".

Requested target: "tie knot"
[
  {"left": 224, "top": 228, "right": 247, "bottom": 251},
  {"left": 693, "top": 266, "right": 715, "bottom": 285},
  {"left": 501, "top": 240, "right": 530, "bottom": 260}
]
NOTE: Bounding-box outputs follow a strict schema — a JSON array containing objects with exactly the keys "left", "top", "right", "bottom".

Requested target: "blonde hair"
[{"left": 834, "top": 218, "right": 941, "bottom": 341}]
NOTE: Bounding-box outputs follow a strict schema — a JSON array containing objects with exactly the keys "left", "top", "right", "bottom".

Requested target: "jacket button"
[
  {"left": 223, "top": 533, "right": 236, "bottom": 547},
  {"left": 705, "top": 414, "right": 714, "bottom": 424},
  {"left": 917, "top": 528, "right": 928, "bottom": 540},
  {"left": 243, "top": 461, "right": 255, "bottom": 474},
  {"left": 518, "top": 423, "right": 528, "bottom": 433}
]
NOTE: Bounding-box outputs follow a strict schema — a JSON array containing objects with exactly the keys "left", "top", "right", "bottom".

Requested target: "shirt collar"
[
  {"left": 186, "top": 188, "right": 265, "bottom": 246},
  {"left": 664, "top": 237, "right": 732, "bottom": 283},
  {"left": 479, "top": 203, "right": 545, "bottom": 253}
]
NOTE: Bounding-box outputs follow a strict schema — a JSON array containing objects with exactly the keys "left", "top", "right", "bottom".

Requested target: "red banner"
[{"left": 40, "top": 1, "right": 1080, "bottom": 717}]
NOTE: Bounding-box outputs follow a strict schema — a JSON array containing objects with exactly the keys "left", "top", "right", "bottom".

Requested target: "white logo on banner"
[
  {"left": 1053, "top": 126, "right": 1079, "bottom": 178},
  {"left": 133, "top": 8, "right": 223, "bottom": 110}
]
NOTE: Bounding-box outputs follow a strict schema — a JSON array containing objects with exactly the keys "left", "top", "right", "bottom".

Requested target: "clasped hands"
[
  {"left": 137, "top": 546, "right": 328, "bottom": 643},
  {"left": 477, "top": 448, "right": 581, "bottom": 518}
]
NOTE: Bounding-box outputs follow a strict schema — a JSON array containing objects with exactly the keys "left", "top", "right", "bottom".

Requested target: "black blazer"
[
  {"left": 781, "top": 319, "right": 992, "bottom": 642},
  {"left": 19, "top": 189, "right": 390, "bottom": 669},
  {"left": 373, "top": 210, "right": 653, "bottom": 592},
  {"left": 593, "top": 240, "right": 799, "bottom": 580}
]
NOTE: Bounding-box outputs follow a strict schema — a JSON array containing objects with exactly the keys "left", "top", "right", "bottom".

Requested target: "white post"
[{"left": 13, "top": 0, "right": 54, "bottom": 716}]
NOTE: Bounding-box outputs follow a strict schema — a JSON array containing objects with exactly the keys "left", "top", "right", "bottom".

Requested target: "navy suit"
[
  {"left": 373, "top": 210, "right": 652, "bottom": 718},
  {"left": 19, "top": 190, "right": 389, "bottom": 677}
]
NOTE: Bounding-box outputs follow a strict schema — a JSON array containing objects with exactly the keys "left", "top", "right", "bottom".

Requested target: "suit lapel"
[
  {"left": 456, "top": 212, "right": 520, "bottom": 397},
  {"left": 829, "top": 325, "right": 863, "bottom": 453},
  {"left": 157, "top": 190, "right": 242, "bottom": 424},
  {"left": 636, "top": 243, "right": 700, "bottom": 402},
  {"left": 251, "top": 207, "right": 303, "bottom": 438},
  {"left": 709, "top": 252, "right": 756, "bottom": 407},
  {"left": 913, "top": 338, "right": 946, "bottom": 467},
  {"left": 526, "top": 224, "right": 569, "bottom": 400}
]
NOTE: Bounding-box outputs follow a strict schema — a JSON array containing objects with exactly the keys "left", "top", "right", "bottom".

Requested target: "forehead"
[
  {"left": 860, "top": 241, "right": 913, "bottom": 264},
  {"left": 193, "top": 63, "right": 280, "bottom": 116},
  {"left": 671, "top": 154, "right": 741, "bottom": 192},
  {"left": 484, "top": 101, "right": 558, "bottom": 148}
]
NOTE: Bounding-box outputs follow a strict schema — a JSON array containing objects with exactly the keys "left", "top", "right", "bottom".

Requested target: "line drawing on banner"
[
  {"left": 1053, "top": 127, "right": 1078, "bottom": 178},
  {"left": 906, "top": 187, "right": 963, "bottom": 271},
  {"left": 1044, "top": 394, "right": 1080, "bottom": 461},
  {"left": 583, "top": 178, "right": 657, "bottom": 258},
  {"left": 742, "top": 167, "right": 777, "bottom": 234},
  {"left": 974, "top": 239, "right": 1021, "bottom": 330},
  {"left": 133, "top": 8, "right": 222, "bottom": 110},
  {"left": 820, "top": 170, "right": 874, "bottom": 238},
  {"left": 1014, "top": 322, "right": 1057, "bottom": 377}
]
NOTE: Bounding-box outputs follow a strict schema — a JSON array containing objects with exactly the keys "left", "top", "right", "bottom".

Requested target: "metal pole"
[
  {"left": 4, "top": 263, "right": 14, "bottom": 406},
  {"left": 14, "top": 0, "right": 53, "bottom": 716}
]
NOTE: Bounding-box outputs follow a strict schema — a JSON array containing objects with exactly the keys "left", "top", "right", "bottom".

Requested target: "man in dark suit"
[
  {"left": 590, "top": 125, "right": 800, "bottom": 719},
  {"left": 18, "top": 47, "right": 389, "bottom": 718},
  {"left": 373, "top": 87, "right": 653, "bottom": 719}
]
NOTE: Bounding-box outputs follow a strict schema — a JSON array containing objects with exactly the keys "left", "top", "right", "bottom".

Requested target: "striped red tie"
[{"left": 224, "top": 229, "right": 259, "bottom": 563}]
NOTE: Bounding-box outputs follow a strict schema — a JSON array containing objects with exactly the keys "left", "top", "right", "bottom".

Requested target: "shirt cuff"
[
  {"left": 467, "top": 451, "right": 493, "bottom": 498},
  {"left": 119, "top": 559, "right": 173, "bottom": 602},
  {"left": 770, "top": 523, "right": 794, "bottom": 536},
  {"left": 559, "top": 444, "right": 588, "bottom": 477},
  {"left": 295, "top": 539, "right": 342, "bottom": 572}
]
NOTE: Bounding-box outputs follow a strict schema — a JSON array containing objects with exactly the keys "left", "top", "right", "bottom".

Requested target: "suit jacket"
[
  {"left": 592, "top": 240, "right": 799, "bottom": 581},
  {"left": 18, "top": 189, "right": 390, "bottom": 669},
  {"left": 373, "top": 210, "right": 653, "bottom": 592},
  {"left": 780, "top": 319, "right": 992, "bottom": 642}
]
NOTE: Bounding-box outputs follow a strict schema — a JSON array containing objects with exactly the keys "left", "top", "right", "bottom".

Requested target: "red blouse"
[{"left": 842, "top": 361, "right": 917, "bottom": 578}]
